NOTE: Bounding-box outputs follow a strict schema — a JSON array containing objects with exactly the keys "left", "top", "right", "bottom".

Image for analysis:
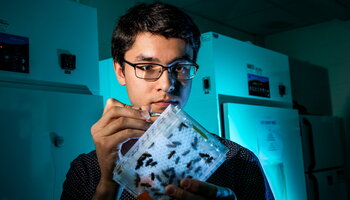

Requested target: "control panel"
[{"left": 0, "top": 32, "right": 29, "bottom": 73}]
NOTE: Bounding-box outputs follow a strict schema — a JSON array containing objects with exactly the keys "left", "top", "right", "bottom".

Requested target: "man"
[{"left": 62, "top": 2, "right": 274, "bottom": 200}]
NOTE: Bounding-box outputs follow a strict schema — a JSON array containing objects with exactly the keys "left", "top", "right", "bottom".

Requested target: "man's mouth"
[
  {"left": 148, "top": 100, "right": 179, "bottom": 122},
  {"left": 153, "top": 100, "right": 179, "bottom": 109}
]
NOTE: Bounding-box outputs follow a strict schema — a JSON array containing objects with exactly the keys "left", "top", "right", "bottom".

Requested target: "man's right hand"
[{"left": 90, "top": 98, "right": 151, "bottom": 199}]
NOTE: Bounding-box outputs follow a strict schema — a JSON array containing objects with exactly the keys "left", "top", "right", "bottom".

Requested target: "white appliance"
[
  {"left": 185, "top": 32, "right": 307, "bottom": 200},
  {"left": 0, "top": 82, "right": 102, "bottom": 199},
  {"left": 0, "top": 0, "right": 99, "bottom": 94},
  {"left": 300, "top": 115, "right": 348, "bottom": 200},
  {"left": 0, "top": 0, "right": 102, "bottom": 199}
]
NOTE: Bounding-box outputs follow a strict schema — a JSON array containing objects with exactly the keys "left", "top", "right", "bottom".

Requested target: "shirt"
[{"left": 61, "top": 135, "right": 274, "bottom": 199}]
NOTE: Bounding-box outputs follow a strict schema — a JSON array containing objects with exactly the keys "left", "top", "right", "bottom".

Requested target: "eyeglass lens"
[{"left": 135, "top": 64, "right": 196, "bottom": 80}]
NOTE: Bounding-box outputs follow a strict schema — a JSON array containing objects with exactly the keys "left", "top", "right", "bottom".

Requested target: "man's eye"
[
  {"left": 175, "top": 65, "right": 191, "bottom": 73},
  {"left": 138, "top": 65, "right": 153, "bottom": 71},
  {"left": 174, "top": 65, "right": 184, "bottom": 72}
]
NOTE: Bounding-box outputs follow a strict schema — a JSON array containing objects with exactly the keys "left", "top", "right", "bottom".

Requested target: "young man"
[{"left": 62, "top": 2, "right": 274, "bottom": 200}]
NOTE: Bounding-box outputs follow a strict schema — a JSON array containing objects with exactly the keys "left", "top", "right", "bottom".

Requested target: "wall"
[
  {"left": 78, "top": 0, "right": 263, "bottom": 60},
  {"left": 288, "top": 58, "right": 333, "bottom": 115},
  {"left": 264, "top": 19, "right": 350, "bottom": 131},
  {"left": 78, "top": 0, "right": 136, "bottom": 60},
  {"left": 188, "top": 13, "right": 264, "bottom": 49},
  {"left": 264, "top": 19, "right": 350, "bottom": 195}
]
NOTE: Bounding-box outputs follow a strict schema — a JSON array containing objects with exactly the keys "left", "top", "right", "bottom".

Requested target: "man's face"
[{"left": 114, "top": 32, "right": 193, "bottom": 113}]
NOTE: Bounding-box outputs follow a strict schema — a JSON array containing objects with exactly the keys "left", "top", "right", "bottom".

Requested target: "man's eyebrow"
[
  {"left": 135, "top": 54, "right": 193, "bottom": 63},
  {"left": 135, "top": 55, "right": 160, "bottom": 62},
  {"left": 170, "top": 54, "right": 193, "bottom": 63}
]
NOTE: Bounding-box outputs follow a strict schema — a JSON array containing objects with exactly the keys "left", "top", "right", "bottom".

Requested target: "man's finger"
[
  {"left": 103, "top": 98, "right": 128, "bottom": 115},
  {"left": 107, "top": 129, "right": 145, "bottom": 147},
  {"left": 95, "top": 106, "right": 149, "bottom": 130},
  {"left": 102, "top": 117, "right": 150, "bottom": 136}
]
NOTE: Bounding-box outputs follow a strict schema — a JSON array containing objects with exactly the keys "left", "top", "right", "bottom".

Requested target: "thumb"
[{"left": 140, "top": 105, "right": 151, "bottom": 113}]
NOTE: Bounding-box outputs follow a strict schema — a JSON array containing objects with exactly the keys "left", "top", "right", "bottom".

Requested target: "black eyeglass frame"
[{"left": 122, "top": 59, "right": 199, "bottom": 81}]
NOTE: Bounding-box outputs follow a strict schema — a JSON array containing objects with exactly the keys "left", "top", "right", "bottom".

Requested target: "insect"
[
  {"left": 168, "top": 174, "right": 175, "bottom": 184},
  {"left": 186, "top": 160, "right": 193, "bottom": 168},
  {"left": 199, "top": 153, "right": 210, "bottom": 158},
  {"left": 160, "top": 182, "right": 167, "bottom": 187},
  {"left": 182, "top": 150, "right": 190, "bottom": 156},
  {"left": 155, "top": 175, "right": 163, "bottom": 183},
  {"left": 168, "top": 150, "right": 176, "bottom": 159},
  {"left": 172, "top": 141, "right": 182, "bottom": 146},
  {"left": 140, "top": 152, "right": 152, "bottom": 159},
  {"left": 145, "top": 158, "right": 154, "bottom": 167},
  {"left": 135, "top": 161, "right": 143, "bottom": 170},
  {"left": 150, "top": 161, "right": 158, "bottom": 167},
  {"left": 140, "top": 182, "right": 152, "bottom": 188},
  {"left": 175, "top": 156, "right": 180, "bottom": 164},
  {"left": 134, "top": 173, "right": 141, "bottom": 187},
  {"left": 191, "top": 137, "right": 198, "bottom": 150},
  {"left": 181, "top": 171, "right": 186, "bottom": 178},
  {"left": 150, "top": 173, "right": 155, "bottom": 181},
  {"left": 136, "top": 152, "right": 152, "bottom": 169},
  {"left": 178, "top": 122, "right": 189, "bottom": 131},
  {"left": 161, "top": 170, "right": 170, "bottom": 178},
  {"left": 193, "top": 157, "right": 201, "bottom": 164},
  {"left": 166, "top": 167, "right": 175, "bottom": 173},
  {"left": 166, "top": 143, "right": 177, "bottom": 148},
  {"left": 167, "top": 133, "right": 173, "bottom": 139},
  {"left": 148, "top": 142, "right": 155, "bottom": 149},
  {"left": 194, "top": 166, "right": 202, "bottom": 173},
  {"left": 206, "top": 156, "right": 214, "bottom": 164}
]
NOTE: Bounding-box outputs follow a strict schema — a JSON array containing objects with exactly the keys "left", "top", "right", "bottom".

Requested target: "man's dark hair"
[{"left": 111, "top": 2, "right": 201, "bottom": 67}]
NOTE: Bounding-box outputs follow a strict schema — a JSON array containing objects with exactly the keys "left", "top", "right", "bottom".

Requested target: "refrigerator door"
[
  {"left": 300, "top": 115, "right": 345, "bottom": 171},
  {"left": 223, "top": 103, "right": 307, "bottom": 200},
  {"left": 0, "top": 87, "right": 103, "bottom": 199}
]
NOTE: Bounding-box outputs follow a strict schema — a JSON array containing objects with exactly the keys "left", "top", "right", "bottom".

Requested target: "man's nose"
[{"left": 156, "top": 69, "right": 175, "bottom": 93}]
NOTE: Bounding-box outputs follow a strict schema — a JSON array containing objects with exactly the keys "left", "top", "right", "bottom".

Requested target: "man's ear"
[{"left": 114, "top": 61, "right": 126, "bottom": 86}]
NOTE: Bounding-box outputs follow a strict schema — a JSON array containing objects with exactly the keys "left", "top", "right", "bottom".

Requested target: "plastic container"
[{"left": 113, "top": 105, "right": 228, "bottom": 199}]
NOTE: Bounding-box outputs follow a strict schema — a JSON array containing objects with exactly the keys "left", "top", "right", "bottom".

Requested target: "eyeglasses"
[{"left": 123, "top": 59, "right": 199, "bottom": 81}]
